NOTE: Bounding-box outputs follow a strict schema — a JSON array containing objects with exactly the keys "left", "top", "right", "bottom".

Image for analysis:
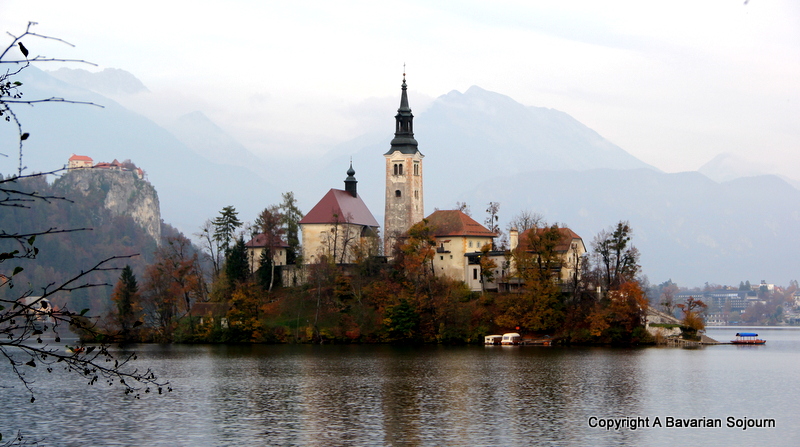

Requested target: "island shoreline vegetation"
[{"left": 100, "top": 204, "right": 658, "bottom": 347}]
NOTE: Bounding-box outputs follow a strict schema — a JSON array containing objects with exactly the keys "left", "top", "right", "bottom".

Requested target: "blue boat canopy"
[{"left": 736, "top": 333, "right": 758, "bottom": 337}]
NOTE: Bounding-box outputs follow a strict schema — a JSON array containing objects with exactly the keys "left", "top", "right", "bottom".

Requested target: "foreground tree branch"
[
  {"left": 1, "top": 21, "right": 102, "bottom": 174},
  {"left": 0, "top": 22, "right": 169, "bottom": 444}
]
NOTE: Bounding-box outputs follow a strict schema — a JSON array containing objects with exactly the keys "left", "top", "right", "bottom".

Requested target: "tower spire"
[{"left": 385, "top": 73, "right": 419, "bottom": 155}]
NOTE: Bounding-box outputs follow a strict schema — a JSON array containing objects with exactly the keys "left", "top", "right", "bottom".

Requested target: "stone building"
[
  {"left": 68, "top": 154, "right": 93, "bottom": 170},
  {"left": 425, "top": 210, "right": 497, "bottom": 291},
  {"left": 384, "top": 75, "right": 424, "bottom": 255},
  {"left": 299, "top": 164, "right": 380, "bottom": 265},
  {"left": 244, "top": 233, "right": 289, "bottom": 273}
]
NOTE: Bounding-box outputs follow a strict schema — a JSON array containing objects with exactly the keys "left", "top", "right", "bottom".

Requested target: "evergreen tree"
[
  {"left": 225, "top": 236, "right": 249, "bottom": 288},
  {"left": 112, "top": 265, "right": 140, "bottom": 342},
  {"left": 279, "top": 192, "right": 304, "bottom": 264},
  {"left": 213, "top": 206, "right": 242, "bottom": 256}
]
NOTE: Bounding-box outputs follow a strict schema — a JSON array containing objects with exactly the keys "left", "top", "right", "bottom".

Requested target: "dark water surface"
[{"left": 2, "top": 327, "right": 798, "bottom": 446}]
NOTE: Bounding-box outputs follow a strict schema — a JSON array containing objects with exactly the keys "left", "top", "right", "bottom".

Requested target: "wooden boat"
[{"left": 731, "top": 332, "right": 766, "bottom": 345}]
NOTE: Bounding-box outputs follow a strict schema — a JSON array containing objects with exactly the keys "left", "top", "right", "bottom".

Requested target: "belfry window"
[
  {"left": 395, "top": 190, "right": 401, "bottom": 198},
  {"left": 413, "top": 162, "right": 419, "bottom": 176}
]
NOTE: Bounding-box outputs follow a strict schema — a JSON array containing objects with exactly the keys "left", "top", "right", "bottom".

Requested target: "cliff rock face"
[{"left": 56, "top": 169, "right": 162, "bottom": 243}]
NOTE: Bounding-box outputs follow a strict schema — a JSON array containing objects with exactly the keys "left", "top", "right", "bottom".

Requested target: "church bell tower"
[{"left": 384, "top": 74, "right": 424, "bottom": 255}]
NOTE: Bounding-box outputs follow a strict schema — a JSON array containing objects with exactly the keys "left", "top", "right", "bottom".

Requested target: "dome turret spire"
[{"left": 344, "top": 160, "right": 357, "bottom": 197}]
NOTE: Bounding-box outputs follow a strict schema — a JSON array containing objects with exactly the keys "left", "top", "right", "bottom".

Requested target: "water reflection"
[{"left": 1, "top": 331, "right": 799, "bottom": 446}]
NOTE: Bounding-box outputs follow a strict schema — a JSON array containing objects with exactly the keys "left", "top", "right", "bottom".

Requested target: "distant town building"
[{"left": 676, "top": 289, "right": 754, "bottom": 312}]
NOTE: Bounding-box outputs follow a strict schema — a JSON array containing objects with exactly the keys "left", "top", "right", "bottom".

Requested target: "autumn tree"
[
  {"left": 142, "top": 234, "right": 205, "bottom": 340},
  {"left": 253, "top": 205, "right": 284, "bottom": 292},
  {"left": 677, "top": 296, "right": 707, "bottom": 340},
  {"left": 497, "top": 225, "right": 566, "bottom": 333},
  {"left": 196, "top": 219, "right": 223, "bottom": 280},
  {"left": 454, "top": 201, "right": 471, "bottom": 216},
  {"left": 592, "top": 221, "right": 640, "bottom": 291},
  {"left": 111, "top": 265, "right": 141, "bottom": 342},
  {"left": 588, "top": 281, "right": 649, "bottom": 343},
  {"left": 226, "top": 284, "right": 263, "bottom": 342},
  {"left": 395, "top": 219, "right": 437, "bottom": 293},
  {"left": 508, "top": 210, "right": 545, "bottom": 234},
  {"left": 659, "top": 280, "right": 680, "bottom": 316},
  {"left": 478, "top": 243, "right": 497, "bottom": 294},
  {"left": 484, "top": 202, "right": 500, "bottom": 248}
]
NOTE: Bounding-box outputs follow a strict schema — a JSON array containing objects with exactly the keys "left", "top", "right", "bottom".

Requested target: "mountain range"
[{"left": 6, "top": 67, "right": 798, "bottom": 287}]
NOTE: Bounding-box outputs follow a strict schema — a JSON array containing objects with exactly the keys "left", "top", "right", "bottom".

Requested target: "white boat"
[
  {"left": 501, "top": 333, "right": 520, "bottom": 345},
  {"left": 484, "top": 335, "right": 502, "bottom": 345}
]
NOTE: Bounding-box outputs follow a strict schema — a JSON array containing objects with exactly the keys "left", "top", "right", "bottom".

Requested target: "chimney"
[{"left": 509, "top": 228, "right": 519, "bottom": 251}]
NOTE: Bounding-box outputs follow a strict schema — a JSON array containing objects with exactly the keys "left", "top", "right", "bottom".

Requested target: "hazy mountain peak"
[
  {"left": 419, "top": 85, "right": 658, "bottom": 173},
  {"left": 698, "top": 152, "right": 777, "bottom": 183},
  {"left": 47, "top": 67, "right": 149, "bottom": 96},
  {"left": 166, "top": 111, "right": 266, "bottom": 173}
]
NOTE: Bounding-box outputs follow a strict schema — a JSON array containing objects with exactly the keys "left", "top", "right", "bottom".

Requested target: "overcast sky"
[{"left": 2, "top": 1, "right": 798, "bottom": 178}]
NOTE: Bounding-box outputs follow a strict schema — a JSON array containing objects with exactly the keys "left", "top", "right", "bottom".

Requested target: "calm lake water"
[{"left": 2, "top": 327, "right": 799, "bottom": 446}]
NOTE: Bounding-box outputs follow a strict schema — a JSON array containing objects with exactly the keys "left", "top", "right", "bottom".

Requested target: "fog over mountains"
[{"left": 7, "top": 67, "right": 798, "bottom": 287}]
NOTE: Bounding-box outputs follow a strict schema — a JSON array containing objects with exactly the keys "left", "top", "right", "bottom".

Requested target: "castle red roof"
[
  {"left": 299, "top": 189, "right": 379, "bottom": 227},
  {"left": 425, "top": 210, "right": 497, "bottom": 238},
  {"left": 245, "top": 233, "right": 289, "bottom": 249},
  {"left": 69, "top": 154, "right": 93, "bottom": 162}
]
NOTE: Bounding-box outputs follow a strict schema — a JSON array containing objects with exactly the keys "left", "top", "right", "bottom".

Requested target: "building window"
[
  {"left": 440, "top": 256, "right": 443, "bottom": 260},
  {"left": 395, "top": 190, "right": 401, "bottom": 198},
  {"left": 398, "top": 164, "right": 403, "bottom": 175},
  {"left": 414, "top": 190, "right": 418, "bottom": 199},
  {"left": 469, "top": 241, "right": 473, "bottom": 248},
  {"left": 393, "top": 164, "right": 398, "bottom": 176},
  {"left": 414, "top": 162, "right": 419, "bottom": 176},
  {"left": 473, "top": 268, "right": 478, "bottom": 280}
]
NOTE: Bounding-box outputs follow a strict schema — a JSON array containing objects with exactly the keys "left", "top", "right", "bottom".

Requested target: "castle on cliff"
[{"left": 67, "top": 154, "right": 145, "bottom": 180}]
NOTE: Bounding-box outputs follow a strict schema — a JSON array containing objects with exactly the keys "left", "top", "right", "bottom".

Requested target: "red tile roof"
[
  {"left": 69, "top": 154, "right": 93, "bottom": 162},
  {"left": 518, "top": 227, "right": 584, "bottom": 253},
  {"left": 299, "top": 189, "right": 379, "bottom": 227},
  {"left": 425, "top": 210, "right": 497, "bottom": 238},
  {"left": 245, "top": 233, "right": 289, "bottom": 249}
]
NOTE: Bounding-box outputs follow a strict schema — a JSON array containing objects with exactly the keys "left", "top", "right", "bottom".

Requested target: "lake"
[{"left": 2, "top": 327, "right": 798, "bottom": 446}]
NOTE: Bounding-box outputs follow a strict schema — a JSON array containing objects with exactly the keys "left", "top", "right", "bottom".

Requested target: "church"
[
  {"left": 298, "top": 163, "right": 380, "bottom": 265},
  {"left": 299, "top": 74, "right": 427, "bottom": 264}
]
